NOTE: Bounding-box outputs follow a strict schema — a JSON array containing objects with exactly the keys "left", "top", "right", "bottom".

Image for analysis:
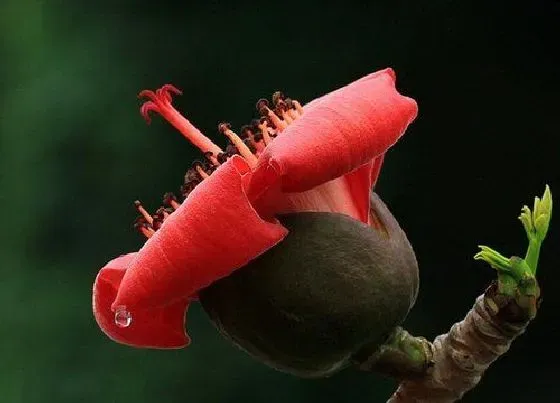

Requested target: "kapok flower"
[{"left": 92, "top": 68, "right": 418, "bottom": 349}]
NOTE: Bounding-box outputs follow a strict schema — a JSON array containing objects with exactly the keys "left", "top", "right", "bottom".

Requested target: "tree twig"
[
  {"left": 385, "top": 185, "right": 551, "bottom": 402},
  {"left": 387, "top": 284, "right": 534, "bottom": 402}
]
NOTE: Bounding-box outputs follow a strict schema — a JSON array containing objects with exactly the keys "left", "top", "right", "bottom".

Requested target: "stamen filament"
[
  {"left": 264, "top": 107, "right": 288, "bottom": 131},
  {"left": 203, "top": 151, "right": 220, "bottom": 167},
  {"left": 293, "top": 100, "right": 304, "bottom": 115},
  {"left": 218, "top": 123, "right": 258, "bottom": 167},
  {"left": 196, "top": 165, "right": 210, "bottom": 179},
  {"left": 287, "top": 108, "right": 299, "bottom": 120},
  {"left": 140, "top": 226, "right": 155, "bottom": 238},
  {"left": 258, "top": 119, "right": 273, "bottom": 146},
  {"left": 134, "top": 216, "right": 154, "bottom": 239},
  {"left": 134, "top": 200, "right": 153, "bottom": 225},
  {"left": 281, "top": 110, "right": 294, "bottom": 124},
  {"left": 163, "top": 193, "right": 181, "bottom": 210}
]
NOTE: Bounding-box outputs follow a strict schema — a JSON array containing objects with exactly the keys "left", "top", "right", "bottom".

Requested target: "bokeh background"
[{"left": 1, "top": 1, "right": 558, "bottom": 402}]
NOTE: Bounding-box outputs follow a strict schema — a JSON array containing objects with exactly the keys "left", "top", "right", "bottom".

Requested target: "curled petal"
[
  {"left": 92, "top": 253, "right": 191, "bottom": 348},
  {"left": 248, "top": 68, "right": 417, "bottom": 222},
  {"left": 112, "top": 156, "right": 288, "bottom": 317}
]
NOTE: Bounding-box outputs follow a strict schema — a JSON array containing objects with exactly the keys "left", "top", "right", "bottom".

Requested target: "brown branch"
[{"left": 386, "top": 282, "right": 538, "bottom": 402}]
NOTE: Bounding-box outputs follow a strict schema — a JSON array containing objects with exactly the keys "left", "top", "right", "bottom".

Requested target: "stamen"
[
  {"left": 224, "top": 143, "right": 239, "bottom": 156},
  {"left": 250, "top": 119, "right": 261, "bottom": 132},
  {"left": 140, "top": 227, "right": 154, "bottom": 238},
  {"left": 292, "top": 99, "right": 304, "bottom": 115},
  {"left": 275, "top": 101, "right": 294, "bottom": 124},
  {"left": 180, "top": 182, "right": 197, "bottom": 199},
  {"left": 256, "top": 98, "right": 270, "bottom": 115},
  {"left": 217, "top": 152, "right": 229, "bottom": 164},
  {"left": 244, "top": 138, "right": 257, "bottom": 154},
  {"left": 257, "top": 101, "right": 288, "bottom": 132},
  {"left": 203, "top": 151, "right": 220, "bottom": 167},
  {"left": 218, "top": 123, "right": 258, "bottom": 167},
  {"left": 152, "top": 215, "right": 163, "bottom": 230},
  {"left": 163, "top": 192, "right": 181, "bottom": 210},
  {"left": 134, "top": 200, "right": 153, "bottom": 225},
  {"left": 274, "top": 92, "right": 300, "bottom": 120},
  {"left": 258, "top": 117, "right": 273, "bottom": 146},
  {"left": 152, "top": 206, "right": 170, "bottom": 230},
  {"left": 272, "top": 91, "right": 285, "bottom": 106},
  {"left": 155, "top": 206, "right": 171, "bottom": 220},
  {"left": 195, "top": 164, "right": 210, "bottom": 179},
  {"left": 133, "top": 216, "right": 154, "bottom": 239},
  {"left": 185, "top": 166, "right": 202, "bottom": 184},
  {"left": 286, "top": 107, "right": 299, "bottom": 120},
  {"left": 239, "top": 125, "right": 253, "bottom": 140},
  {"left": 139, "top": 85, "right": 223, "bottom": 157},
  {"left": 239, "top": 125, "right": 259, "bottom": 154}
]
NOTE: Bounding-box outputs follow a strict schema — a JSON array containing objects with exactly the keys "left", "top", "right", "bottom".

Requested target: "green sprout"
[{"left": 474, "top": 185, "right": 552, "bottom": 300}]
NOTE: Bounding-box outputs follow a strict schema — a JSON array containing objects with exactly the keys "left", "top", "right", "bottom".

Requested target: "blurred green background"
[{"left": 1, "top": 1, "right": 558, "bottom": 402}]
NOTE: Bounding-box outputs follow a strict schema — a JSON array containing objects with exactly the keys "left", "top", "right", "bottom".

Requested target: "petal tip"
[{"left": 92, "top": 256, "right": 192, "bottom": 350}]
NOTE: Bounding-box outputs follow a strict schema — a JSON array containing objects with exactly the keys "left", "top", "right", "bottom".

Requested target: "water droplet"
[{"left": 114, "top": 306, "right": 132, "bottom": 328}]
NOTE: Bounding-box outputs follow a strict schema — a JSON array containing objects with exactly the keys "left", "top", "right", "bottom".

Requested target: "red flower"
[{"left": 92, "top": 68, "right": 418, "bottom": 349}]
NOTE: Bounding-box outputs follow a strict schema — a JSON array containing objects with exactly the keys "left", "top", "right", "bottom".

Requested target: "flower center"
[{"left": 133, "top": 86, "right": 304, "bottom": 238}]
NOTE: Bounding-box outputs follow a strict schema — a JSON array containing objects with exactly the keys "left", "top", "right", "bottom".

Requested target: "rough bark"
[{"left": 386, "top": 282, "right": 538, "bottom": 402}]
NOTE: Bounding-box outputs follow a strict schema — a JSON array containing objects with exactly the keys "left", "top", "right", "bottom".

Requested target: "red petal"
[
  {"left": 342, "top": 154, "right": 386, "bottom": 223},
  {"left": 248, "top": 68, "right": 417, "bottom": 204},
  {"left": 112, "top": 156, "right": 288, "bottom": 313},
  {"left": 92, "top": 253, "right": 191, "bottom": 348}
]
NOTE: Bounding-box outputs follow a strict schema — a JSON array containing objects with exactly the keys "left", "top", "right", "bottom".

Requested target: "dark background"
[{"left": 1, "top": 1, "right": 558, "bottom": 402}]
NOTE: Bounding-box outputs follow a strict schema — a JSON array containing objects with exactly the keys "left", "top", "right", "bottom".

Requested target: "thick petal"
[
  {"left": 248, "top": 68, "right": 417, "bottom": 206},
  {"left": 112, "top": 156, "right": 288, "bottom": 316},
  {"left": 92, "top": 253, "right": 190, "bottom": 348},
  {"left": 342, "top": 154, "right": 385, "bottom": 223}
]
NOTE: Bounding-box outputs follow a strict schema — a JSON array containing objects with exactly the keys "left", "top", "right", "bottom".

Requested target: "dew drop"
[{"left": 114, "top": 306, "right": 132, "bottom": 328}]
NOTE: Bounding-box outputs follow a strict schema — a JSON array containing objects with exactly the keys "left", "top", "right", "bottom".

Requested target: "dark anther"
[
  {"left": 284, "top": 97, "right": 295, "bottom": 109},
  {"left": 184, "top": 167, "right": 202, "bottom": 183},
  {"left": 217, "top": 152, "right": 229, "bottom": 164},
  {"left": 256, "top": 98, "right": 270, "bottom": 116},
  {"left": 163, "top": 192, "right": 178, "bottom": 206},
  {"left": 225, "top": 143, "right": 239, "bottom": 156},
  {"left": 152, "top": 206, "right": 169, "bottom": 230},
  {"left": 272, "top": 91, "right": 285, "bottom": 106},
  {"left": 203, "top": 151, "right": 215, "bottom": 161},
  {"left": 250, "top": 118, "right": 261, "bottom": 131},
  {"left": 253, "top": 131, "right": 263, "bottom": 142},
  {"left": 152, "top": 212, "right": 164, "bottom": 230},
  {"left": 260, "top": 116, "right": 275, "bottom": 129},
  {"left": 218, "top": 122, "right": 232, "bottom": 133},
  {"left": 239, "top": 125, "right": 252, "bottom": 139},
  {"left": 133, "top": 216, "right": 149, "bottom": 230},
  {"left": 244, "top": 138, "right": 256, "bottom": 153},
  {"left": 202, "top": 160, "right": 216, "bottom": 174},
  {"left": 154, "top": 206, "right": 167, "bottom": 218},
  {"left": 256, "top": 98, "right": 269, "bottom": 110},
  {"left": 180, "top": 182, "right": 197, "bottom": 199},
  {"left": 275, "top": 102, "right": 287, "bottom": 116}
]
